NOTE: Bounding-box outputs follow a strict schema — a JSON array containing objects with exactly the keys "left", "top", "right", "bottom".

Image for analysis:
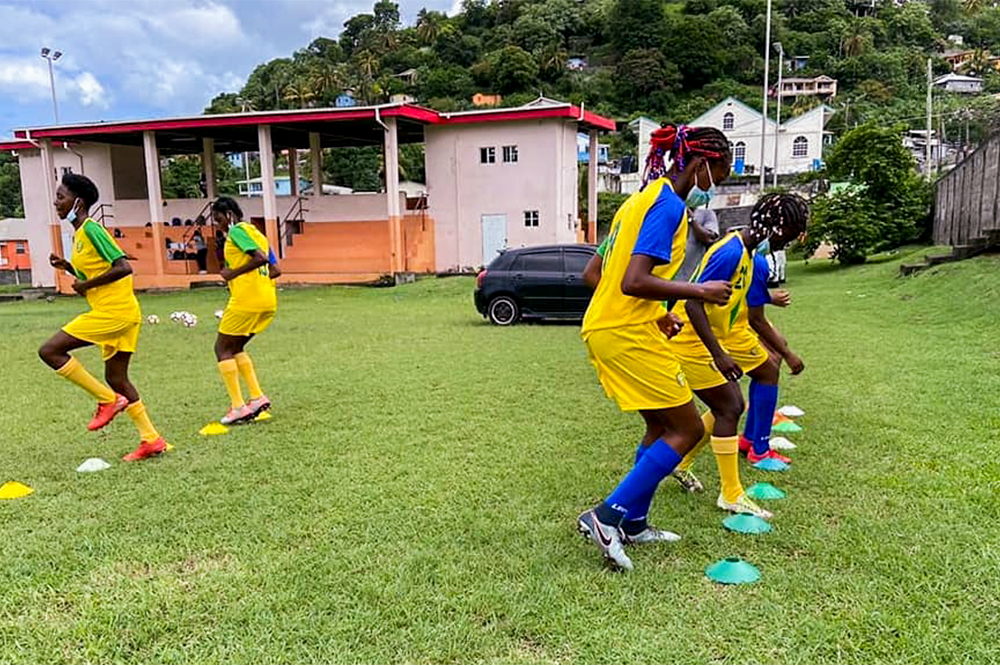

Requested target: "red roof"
[{"left": 1, "top": 101, "right": 614, "bottom": 154}]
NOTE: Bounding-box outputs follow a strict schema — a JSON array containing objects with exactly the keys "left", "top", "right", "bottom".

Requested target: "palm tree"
[
  {"left": 964, "top": 0, "right": 985, "bottom": 13},
  {"left": 841, "top": 21, "right": 870, "bottom": 58},
  {"left": 416, "top": 9, "right": 443, "bottom": 45}
]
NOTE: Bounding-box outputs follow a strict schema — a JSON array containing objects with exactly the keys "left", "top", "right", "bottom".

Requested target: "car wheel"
[{"left": 488, "top": 295, "right": 520, "bottom": 326}]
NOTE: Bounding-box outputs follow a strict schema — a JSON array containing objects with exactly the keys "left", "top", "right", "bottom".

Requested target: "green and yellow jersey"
[
  {"left": 224, "top": 222, "right": 277, "bottom": 312},
  {"left": 70, "top": 219, "right": 140, "bottom": 322}
]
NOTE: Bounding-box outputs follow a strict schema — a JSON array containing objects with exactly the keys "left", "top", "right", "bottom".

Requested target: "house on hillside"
[{"left": 933, "top": 73, "right": 983, "bottom": 94}]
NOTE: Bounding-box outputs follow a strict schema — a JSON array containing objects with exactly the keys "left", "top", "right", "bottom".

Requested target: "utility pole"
[
  {"left": 759, "top": 0, "right": 773, "bottom": 191},
  {"left": 926, "top": 57, "right": 933, "bottom": 180},
  {"left": 773, "top": 42, "right": 784, "bottom": 189}
]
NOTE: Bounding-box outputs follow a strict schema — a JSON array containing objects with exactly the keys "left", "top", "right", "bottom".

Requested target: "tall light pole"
[
  {"left": 235, "top": 97, "right": 252, "bottom": 190},
  {"left": 40, "top": 47, "right": 62, "bottom": 124},
  {"left": 759, "top": 0, "right": 773, "bottom": 191},
  {"left": 772, "top": 42, "right": 784, "bottom": 188}
]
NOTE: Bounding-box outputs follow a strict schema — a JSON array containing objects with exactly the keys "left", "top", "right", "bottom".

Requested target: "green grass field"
[{"left": 2, "top": 249, "right": 1000, "bottom": 663}]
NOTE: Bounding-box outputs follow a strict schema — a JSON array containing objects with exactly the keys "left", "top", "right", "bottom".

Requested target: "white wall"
[
  {"left": 692, "top": 99, "right": 826, "bottom": 176},
  {"left": 426, "top": 118, "right": 580, "bottom": 271}
]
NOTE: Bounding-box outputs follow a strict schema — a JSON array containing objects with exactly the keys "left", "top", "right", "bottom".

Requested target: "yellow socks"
[
  {"left": 677, "top": 411, "right": 715, "bottom": 472},
  {"left": 712, "top": 435, "right": 744, "bottom": 503},
  {"left": 125, "top": 400, "right": 160, "bottom": 442},
  {"left": 234, "top": 352, "right": 263, "bottom": 400},
  {"left": 218, "top": 359, "right": 244, "bottom": 408},
  {"left": 55, "top": 357, "right": 116, "bottom": 403}
]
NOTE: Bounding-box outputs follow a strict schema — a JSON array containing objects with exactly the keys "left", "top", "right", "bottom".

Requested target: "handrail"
[
  {"left": 94, "top": 203, "right": 114, "bottom": 227},
  {"left": 277, "top": 195, "right": 308, "bottom": 259}
]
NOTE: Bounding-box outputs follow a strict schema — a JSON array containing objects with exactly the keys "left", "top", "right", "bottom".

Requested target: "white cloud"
[
  {"left": 74, "top": 72, "right": 107, "bottom": 108},
  {"left": 0, "top": 57, "right": 51, "bottom": 103}
]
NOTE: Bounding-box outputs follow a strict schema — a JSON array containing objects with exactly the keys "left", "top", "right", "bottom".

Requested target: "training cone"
[
  {"left": 772, "top": 420, "right": 802, "bottom": 434},
  {"left": 772, "top": 412, "right": 792, "bottom": 425},
  {"left": 770, "top": 436, "right": 796, "bottom": 450},
  {"left": 0, "top": 481, "right": 34, "bottom": 500},
  {"left": 778, "top": 405, "right": 805, "bottom": 418},
  {"left": 705, "top": 558, "right": 760, "bottom": 585},
  {"left": 723, "top": 514, "right": 772, "bottom": 534},
  {"left": 753, "top": 458, "right": 790, "bottom": 472},
  {"left": 254, "top": 411, "right": 272, "bottom": 422},
  {"left": 76, "top": 458, "right": 111, "bottom": 473},
  {"left": 199, "top": 422, "right": 229, "bottom": 436},
  {"left": 746, "top": 482, "right": 786, "bottom": 500}
]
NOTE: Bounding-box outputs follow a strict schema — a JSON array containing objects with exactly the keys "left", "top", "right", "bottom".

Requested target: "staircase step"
[
  {"left": 926, "top": 252, "right": 958, "bottom": 266},
  {"left": 900, "top": 262, "right": 929, "bottom": 276}
]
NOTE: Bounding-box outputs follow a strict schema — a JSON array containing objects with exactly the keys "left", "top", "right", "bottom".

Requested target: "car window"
[
  {"left": 514, "top": 251, "right": 562, "bottom": 273},
  {"left": 564, "top": 251, "right": 592, "bottom": 274}
]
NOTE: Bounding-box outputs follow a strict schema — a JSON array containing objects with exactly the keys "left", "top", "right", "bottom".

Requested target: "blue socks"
[
  {"left": 747, "top": 380, "right": 779, "bottom": 455},
  {"left": 595, "top": 438, "right": 682, "bottom": 526}
]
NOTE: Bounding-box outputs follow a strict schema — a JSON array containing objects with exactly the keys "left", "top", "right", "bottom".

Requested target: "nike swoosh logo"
[{"left": 593, "top": 515, "right": 614, "bottom": 547}]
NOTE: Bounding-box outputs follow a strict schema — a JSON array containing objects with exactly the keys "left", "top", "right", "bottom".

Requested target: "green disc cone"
[
  {"left": 753, "top": 458, "right": 790, "bottom": 472},
  {"left": 772, "top": 421, "right": 802, "bottom": 434},
  {"left": 705, "top": 558, "right": 760, "bottom": 585},
  {"left": 746, "top": 482, "right": 787, "bottom": 500},
  {"left": 723, "top": 514, "right": 772, "bottom": 534}
]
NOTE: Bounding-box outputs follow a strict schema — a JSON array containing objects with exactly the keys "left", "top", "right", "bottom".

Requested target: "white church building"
[{"left": 627, "top": 97, "right": 833, "bottom": 188}]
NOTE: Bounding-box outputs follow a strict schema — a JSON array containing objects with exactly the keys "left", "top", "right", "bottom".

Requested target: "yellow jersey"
[
  {"left": 70, "top": 219, "right": 141, "bottom": 322},
  {"left": 671, "top": 231, "right": 755, "bottom": 344},
  {"left": 582, "top": 178, "right": 688, "bottom": 335},
  {"left": 224, "top": 222, "right": 277, "bottom": 311}
]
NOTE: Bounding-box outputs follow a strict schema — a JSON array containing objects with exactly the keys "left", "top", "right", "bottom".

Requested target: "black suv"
[{"left": 474, "top": 244, "right": 596, "bottom": 325}]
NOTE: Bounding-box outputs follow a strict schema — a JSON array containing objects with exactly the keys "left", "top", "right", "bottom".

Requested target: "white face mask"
[
  {"left": 65, "top": 198, "right": 82, "bottom": 224},
  {"left": 685, "top": 163, "right": 715, "bottom": 209}
]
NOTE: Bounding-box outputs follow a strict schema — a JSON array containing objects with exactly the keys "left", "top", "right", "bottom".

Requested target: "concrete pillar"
[
  {"left": 288, "top": 149, "right": 298, "bottom": 196},
  {"left": 383, "top": 117, "right": 402, "bottom": 272},
  {"left": 142, "top": 131, "right": 166, "bottom": 277},
  {"left": 309, "top": 132, "right": 323, "bottom": 197},
  {"left": 40, "top": 139, "right": 64, "bottom": 289},
  {"left": 202, "top": 137, "right": 217, "bottom": 199},
  {"left": 588, "top": 130, "right": 599, "bottom": 244},
  {"left": 257, "top": 125, "right": 280, "bottom": 253}
]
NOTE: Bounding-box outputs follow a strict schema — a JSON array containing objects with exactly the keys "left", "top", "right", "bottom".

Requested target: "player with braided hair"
[
  {"left": 667, "top": 193, "right": 809, "bottom": 512},
  {"left": 576, "top": 124, "right": 734, "bottom": 571}
]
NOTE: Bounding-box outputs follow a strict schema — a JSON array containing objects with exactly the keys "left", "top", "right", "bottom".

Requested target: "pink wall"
[{"left": 425, "top": 119, "right": 579, "bottom": 272}]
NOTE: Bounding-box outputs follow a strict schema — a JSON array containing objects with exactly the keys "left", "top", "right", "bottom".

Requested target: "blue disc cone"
[
  {"left": 746, "top": 482, "right": 787, "bottom": 500},
  {"left": 723, "top": 514, "right": 773, "bottom": 534},
  {"left": 705, "top": 558, "right": 760, "bottom": 585},
  {"left": 753, "top": 458, "right": 790, "bottom": 472}
]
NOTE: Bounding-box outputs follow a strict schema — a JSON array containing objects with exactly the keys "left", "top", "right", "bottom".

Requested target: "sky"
[{"left": 0, "top": 0, "right": 459, "bottom": 139}]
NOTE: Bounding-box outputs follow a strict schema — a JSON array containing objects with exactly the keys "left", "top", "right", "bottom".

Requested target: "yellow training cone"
[
  {"left": 164, "top": 442, "right": 176, "bottom": 452},
  {"left": 254, "top": 411, "right": 272, "bottom": 422},
  {"left": 0, "top": 481, "right": 34, "bottom": 500},
  {"left": 199, "top": 422, "right": 229, "bottom": 436}
]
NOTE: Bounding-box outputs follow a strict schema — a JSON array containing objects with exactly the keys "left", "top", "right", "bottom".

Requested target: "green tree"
[
  {"left": 324, "top": 146, "right": 381, "bottom": 192},
  {"left": 614, "top": 49, "right": 681, "bottom": 111},
  {"left": 479, "top": 46, "right": 539, "bottom": 94},
  {"left": 607, "top": 0, "right": 666, "bottom": 56},
  {"left": 0, "top": 152, "right": 24, "bottom": 218},
  {"left": 804, "top": 188, "right": 879, "bottom": 265},
  {"left": 204, "top": 92, "right": 241, "bottom": 115}
]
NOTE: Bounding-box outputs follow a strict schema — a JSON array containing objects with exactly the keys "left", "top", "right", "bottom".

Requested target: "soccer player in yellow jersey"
[
  {"left": 210, "top": 197, "right": 279, "bottom": 425},
  {"left": 38, "top": 174, "right": 168, "bottom": 461},
  {"left": 576, "top": 125, "right": 733, "bottom": 571},
  {"left": 668, "top": 193, "right": 808, "bottom": 514}
]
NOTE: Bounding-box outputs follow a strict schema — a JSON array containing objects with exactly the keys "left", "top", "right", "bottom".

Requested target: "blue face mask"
[
  {"left": 685, "top": 163, "right": 715, "bottom": 209},
  {"left": 757, "top": 238, "right": 771, "bottom": 255},
  {"left": 65, "top": 198, "right": 81, "bottom": 224}
]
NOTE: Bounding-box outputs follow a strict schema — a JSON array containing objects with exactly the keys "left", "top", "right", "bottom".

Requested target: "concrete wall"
[{"left": 426, "top": 118, "right": 579, "bottom": 271}]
